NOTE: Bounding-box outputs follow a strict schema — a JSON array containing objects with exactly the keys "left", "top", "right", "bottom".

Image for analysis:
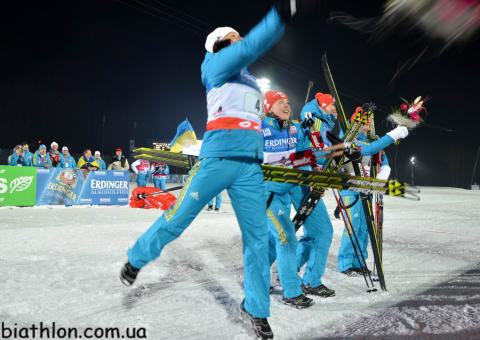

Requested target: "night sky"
[{"left": 1, "top": 0, "right": 479, "bottom": 187}]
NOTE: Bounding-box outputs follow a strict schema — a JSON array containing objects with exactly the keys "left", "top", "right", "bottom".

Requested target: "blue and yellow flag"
[{"left": 169, "top": 119, "right": 199, "bottom": 153}]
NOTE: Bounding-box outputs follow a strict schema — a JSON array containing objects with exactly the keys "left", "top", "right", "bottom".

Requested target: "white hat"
[
  {"left": 205, "top": 27, "right": 238, "bottom": 53},
  {"left": 62, "top": 146, "right": 68, "bottom": 151},
  {"left": 51, "top": 141, "right": 58, "bottom": 147}
]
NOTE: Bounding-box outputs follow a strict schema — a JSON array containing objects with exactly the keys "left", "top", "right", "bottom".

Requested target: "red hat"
[
  {"left": 351, "top": 106, "right": 363, "bottom": 123},
  {"left": 315, "top": 92, "right": 335, "bottom": 109},
  {"left": 263, "top": 90, "right": 288, "bottom": 113},
  {"left": 115, "top": 147, "right": 122, "bottom": 152}
]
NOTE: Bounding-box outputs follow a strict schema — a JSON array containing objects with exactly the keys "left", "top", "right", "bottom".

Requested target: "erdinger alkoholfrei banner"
[
  {"left": 78, "top": 170, "right": 129, "bottom": 205},
  {"left": 37, "top": 168, "right": 85, "bottom": 206}
]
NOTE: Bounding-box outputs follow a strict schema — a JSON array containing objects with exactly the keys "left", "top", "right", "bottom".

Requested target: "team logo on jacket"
[
  {"left": 289, "top": 125, "right": 297, "bottom": 134},
  {"left": 262, "top": 128, "right": 272, "bottom": 137}
]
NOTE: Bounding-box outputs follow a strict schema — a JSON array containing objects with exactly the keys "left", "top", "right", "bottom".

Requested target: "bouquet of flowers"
[{"left": 388, "top": 96, "right": 428, "bottom": 129}]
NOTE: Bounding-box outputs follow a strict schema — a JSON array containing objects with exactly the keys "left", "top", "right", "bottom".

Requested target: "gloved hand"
[
  {"left": 376, "top": 165, "right": 391, "bottom": 181},
  {"left": 274, "top": 0, "right": 321, "bottom": 22},
  {"left": 301, "top": 111, "right": 315, "bottom": 129},
  {"left": 386, "top": 126, "right": 409, "bottom": 142}
]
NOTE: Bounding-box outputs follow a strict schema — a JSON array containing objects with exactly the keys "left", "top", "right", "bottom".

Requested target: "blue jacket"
[
  {"left": 96, "top": 158, "right": 107, "bottom": 170},
  {"left": 300, "top": 99, "right": 337, "bottom": 166},
  {"left": 9, "top": 153, "right": 26, "bottom": 166},
  {"left": 152, "top": 164, "right": 169, "bottom": 178},
  {"left": 262, "top": 116, "right": 310, "bottom": 194},
  {"left": 199, "top": 8, "right": 285, "bottom": 160},
  {"left": 355, "top": 132, "right": 394, "bottom": 157},
  {"left": 33, "top": 151, "right": 52, "bottom": 168},
  {"left": 59, "top": 154, "right": 76, "bottom": 168},
  {"left": 23, "top": 151, "right": 33, "bottom": 166}
]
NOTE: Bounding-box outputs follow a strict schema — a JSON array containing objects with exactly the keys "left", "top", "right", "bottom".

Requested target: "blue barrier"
[
  {"left": 35, "top": 168, "right": 129, "bottom": 205},
  {"left": 78, "top": 170, "right": 129, "bottom": 205}
]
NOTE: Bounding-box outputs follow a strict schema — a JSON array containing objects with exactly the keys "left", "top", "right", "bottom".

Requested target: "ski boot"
[
  {"left": 120, "top": 262, "right": 140, "bottom": 286},
  {"left": 214, "top": 207, "right": 220, "bottom": 211},
  {"left": 301, "top": 283, "right": 336, "bottom": 298},
  {"left": 281, "top": 294, "right": 314, "bottom": 309},
  {"left": 239, "top": 303, "right": 273, "bottom": 339},
  {"left": 207, "top": 205, "right": 213, "bottom": 211}
]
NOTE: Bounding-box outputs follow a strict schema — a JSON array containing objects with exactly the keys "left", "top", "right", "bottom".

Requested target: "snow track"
[{"left": 1, "top": 187, "right": 479, "bottom": 339}]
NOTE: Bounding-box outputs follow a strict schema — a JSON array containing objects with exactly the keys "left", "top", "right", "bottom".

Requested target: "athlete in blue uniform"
[
  {"left": 262, "top": 90, "right": 314, "bottom": 309},
  {"left": 120, "top": 5, "right": 302, "bottom": 339},
  {"left": 290, "top": 92, "right": 338, "bottom": 297},
  {"left": 337, "top": 112, "right": 409, "bottom": 275}
]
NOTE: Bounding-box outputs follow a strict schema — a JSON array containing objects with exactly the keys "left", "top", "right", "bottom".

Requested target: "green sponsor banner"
[{"left": 0, "top": 166, "right": 37, "bottom": 206}]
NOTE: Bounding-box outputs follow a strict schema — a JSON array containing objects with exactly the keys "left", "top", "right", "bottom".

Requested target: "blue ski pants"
[
  {"left": 153, "top": 177, "right": 167, "bottom": 191},
  {"left": 337, "top": 191, "right": 369, "bottom": 272},
  {"left": 290, "top": 186, "right": 333, "bottom": 288},
  {"left": 136, "top": 173, "right": 149, "bottom": 187},
  {"left": 266, "top": 192, "right": 302, "bottom": 298},
  {"left": 127, "top": 157, "right": 270, "bottom": 318}
]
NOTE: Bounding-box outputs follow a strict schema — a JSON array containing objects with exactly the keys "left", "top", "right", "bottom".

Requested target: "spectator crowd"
[
  {"left": 5, "top": 142, "right": 174, "bottom": 190},
  {"left": 7, "top": 142, "right": 129, "bottom": 172}
]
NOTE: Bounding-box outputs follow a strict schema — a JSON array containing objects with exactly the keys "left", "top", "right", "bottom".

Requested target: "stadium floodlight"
[{"left": 410, "top": 156, "right": 416, "bottom": 185}]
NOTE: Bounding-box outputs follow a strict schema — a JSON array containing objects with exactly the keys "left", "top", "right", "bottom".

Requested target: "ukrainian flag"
[{"left": 169, "top": 119, "right": 199, "bottom": 153}]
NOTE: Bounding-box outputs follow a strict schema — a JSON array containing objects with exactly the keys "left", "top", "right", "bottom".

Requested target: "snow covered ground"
[{"left": 1, "top": 187, "right": 480, "bottom": 339}]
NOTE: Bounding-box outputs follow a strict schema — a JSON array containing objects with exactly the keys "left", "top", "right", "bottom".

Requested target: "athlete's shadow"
[{"left": 121, "top": 243, "right": 247, "bottom": 330}]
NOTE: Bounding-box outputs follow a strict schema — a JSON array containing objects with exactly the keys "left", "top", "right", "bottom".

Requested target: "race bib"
[{"left": 243, "top": 92, "right": 262, "bottom": 115}]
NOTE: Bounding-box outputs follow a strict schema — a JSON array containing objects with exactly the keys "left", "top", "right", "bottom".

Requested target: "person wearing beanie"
[
  {"left": 336, "top": 107, "right": 409, "bottom": 276},
  {"left": 49, "top": 142, "right": 60, "bottom": 167},
  {"left": 59, "top": 146, "right": 76, "bottom": 169},
  {"left": 108, "top": 147, "right": 129, "bottom": 171},
  {"left": 94, "top": 151, "right": 107, "bottom": 170},
  {"left": 33, "top": 144, "right": 52, "bottom": 168},
  {"left": 261, "top": 89, "right": 316, "bottom": 308},
  {"left": 150, "top": 161, "right": 169, "bottom": 191},
  {"left": 121, "top": 3, "right": 321, "bottom": 338}
]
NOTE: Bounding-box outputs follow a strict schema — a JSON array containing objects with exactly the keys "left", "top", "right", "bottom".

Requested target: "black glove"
[{"left": 274, "top": 0, "right": 321, "bottom": 22}]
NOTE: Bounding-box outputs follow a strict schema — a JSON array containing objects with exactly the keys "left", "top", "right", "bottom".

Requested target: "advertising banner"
[
  {"left": 0, "top": 166, "right": 37, "bottom": 206},
  {"left": 78, "top": 170, "right": 129, "bottom": 205},
  {"left": 35, "top": 168, "right": 52, "bottom": 202},
  {"left": 37, "top": 168, "right": 85, "bottom": 206}
]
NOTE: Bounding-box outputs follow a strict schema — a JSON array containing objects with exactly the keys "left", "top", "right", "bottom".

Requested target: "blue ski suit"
[
  {"left": 287, "top": 99, "right": 337, "bottom": 288},
  {"left": 127, "top": 7, "right": 285, "bottom": 318},
  {"left": 337, "top": 132, "right": 394, "bottom": 272},
  {"left": 262, "top": 116, "right": 310, "bottom": 298},
  {"left": 151, "top": 164, "right": 169, "bottom": 191}
]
